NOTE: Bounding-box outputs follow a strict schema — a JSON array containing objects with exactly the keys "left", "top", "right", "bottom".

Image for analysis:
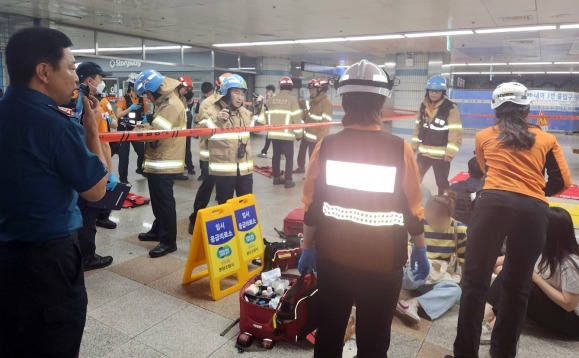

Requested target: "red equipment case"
[{"left": 284, "top": 208, "right": 304, "bottom": 235}]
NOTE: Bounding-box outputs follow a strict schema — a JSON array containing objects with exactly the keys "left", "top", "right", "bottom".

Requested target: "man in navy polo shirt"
[{"left": 0, "top": 27, "right": 109, "bottom": 357}]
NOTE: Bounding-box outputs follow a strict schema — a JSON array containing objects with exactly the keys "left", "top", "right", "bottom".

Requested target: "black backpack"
[{"left": 452, "top": 182, "right": 474, "bottom": 225}]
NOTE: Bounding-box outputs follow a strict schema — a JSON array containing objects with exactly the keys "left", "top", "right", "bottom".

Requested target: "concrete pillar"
[
  {"left": 255, "top": 57, "right": 291, "bottom": 97},
  {"left": 392, "top": 53, "right": 429, "bottom": 135}
]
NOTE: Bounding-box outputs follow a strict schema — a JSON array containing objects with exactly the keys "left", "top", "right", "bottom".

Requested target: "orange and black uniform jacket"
[
  {"left": 475, "top": 125, "right": 572, "bottom": 202},
  {"left": 302, "top": 123, "right": 425, "bottom": 272}
]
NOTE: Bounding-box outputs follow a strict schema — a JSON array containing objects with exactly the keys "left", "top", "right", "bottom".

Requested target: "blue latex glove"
[
  {"left": 298, "top": 248, "right": 317, "bottom": 274},
  {"left": 141, "top": 116, "right": 148, "bottom": 124},
  {"left": 411, "top": 245, "right": 430, "bottom": 281},
  {"left": 129, "top": 104, "right": 142, "bottom": 111},
  {"left": 106, "top": 173, "right": 118, "bottom": 191},
  {"left": 107, "top": 114, "right": 114, "bottom": 125}
]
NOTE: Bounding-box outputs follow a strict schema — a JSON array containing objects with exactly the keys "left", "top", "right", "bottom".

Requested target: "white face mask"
[
  {"left": 95, "top": 81, "right": 106, "bottom": 94},
  {"left": 89, "top": 79, "right": 106, "bottom": 94}
]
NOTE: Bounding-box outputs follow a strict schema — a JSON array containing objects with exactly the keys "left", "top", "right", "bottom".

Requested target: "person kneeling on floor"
[{"left": 397, "top": 191, "right": 467, "bottom": 324}]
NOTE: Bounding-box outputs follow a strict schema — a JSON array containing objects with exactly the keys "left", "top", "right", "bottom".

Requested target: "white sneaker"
[
  {"left": 257, "top": 153, "right": 268, "bottom": 158},
  {"left": 480, "top": 320, "right": 493, "bottom": 345},
  {"left": 396, "top": 300, "right": 420, "bottom": 324}
]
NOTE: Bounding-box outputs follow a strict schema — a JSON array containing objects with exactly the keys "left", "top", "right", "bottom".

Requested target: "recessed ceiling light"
[
  {"left": 442, "top": 63, "right": 466, "bottom": 67},
  {"left": 213, "top": 42, "right": 252, "bottom": 47},
  {"left": 404, "top": 30, "right": 473, "bottom": 38},
  {"left": 452, "top": 72, "right": 480, "bottom": 75},
  {"left": 560, "top": 24, "right": 579, "bottom": 29},
  {"left": 512, "top": 71, "right": 545, "bottom": 74},
  {"left": 295, "top": 38, "right": 346, "bottom": 44},
  {"left": 554, "top": 61, "right": 579, "bottom": 65},
  {"left": 467, "top": 63, "right": 508, "bottom": 66},
  {"left": 508, "top": 62, "right": 552, "bottom": 65},
  {"left": 480, "top": 71, "right": 511, "bottom": 74},
  {"left": 253, "top": 40, "right": 295, "bottom": 46},
  {"left": 475, "top": 25, "right": 556, "bottom": 34},
  {"left": 546, "top": 71, "right": 570, "bottom": 74},
  {"left": 345, "top": 34, "right": 404, "bottom": 41}
]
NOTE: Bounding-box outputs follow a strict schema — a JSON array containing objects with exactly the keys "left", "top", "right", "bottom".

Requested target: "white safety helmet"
[
  {"left": 491, "top": 82, "right": 532, "bottom": 109},
  {"left": 127, "top": 72, "right": 139, "bottom": 84},
  {"left": 336, "top": 59, "right": 393, "bottom": 98}
]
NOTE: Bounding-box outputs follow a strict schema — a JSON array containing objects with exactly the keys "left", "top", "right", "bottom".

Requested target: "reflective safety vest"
[
  {"left": 311, "top": 128, "right": 411, "bottom": 273},
  {"left": 412, "top": 98, "right": 462, "bottom": 159}
]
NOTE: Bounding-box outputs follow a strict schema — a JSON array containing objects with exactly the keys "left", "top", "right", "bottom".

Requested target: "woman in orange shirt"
[{"left": 449, "top": 82, "right": 572, "bottom": 358}]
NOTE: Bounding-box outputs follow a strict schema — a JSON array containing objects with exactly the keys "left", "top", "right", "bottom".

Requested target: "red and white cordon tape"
[{"left": 98, "top": 115, "right": 417, "bottom": 143}]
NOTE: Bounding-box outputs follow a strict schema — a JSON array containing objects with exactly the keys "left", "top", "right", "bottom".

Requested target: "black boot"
[{"left": 84, "top": 254, "right": 113, "bottom": 271}]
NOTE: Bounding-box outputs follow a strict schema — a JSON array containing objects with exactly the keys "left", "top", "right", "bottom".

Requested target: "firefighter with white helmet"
[
  {"left": 134, "top": 69, "right": 187, "bottom": 258},
  {"left": 451, "top": 81, "right": 571, "bottom": 357},
  {"left": 411, "top": 74, "right": 462, "bottom": 195},
  {"left": 294, "top": 78, "right": 333, "bottom": 174},
  {"left": 299, "top": 59, "right": 428, "bottom": 357},
  {"left": 259, "top": 76, "right": 302, "bottom": 188}
]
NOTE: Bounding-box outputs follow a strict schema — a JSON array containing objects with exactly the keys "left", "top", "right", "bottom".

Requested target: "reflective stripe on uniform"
[
  {"left": 322, "top": 113, "right": 332, "bottom": 121},
  {"left": 446, "top": 143, "right": 460, "bottom": 152},
  {"left": 209, "top": 161, "right": 253, "bottom": 173},
  {"left": 411, "top": 137, "right": 422, "bottom": 143},
  {"left": 210, "top": 132, "right": 250, "bottom": 141},
  {"left": 153, "top": 116, "right": 173, "bottom": 130},
  {"left": 304, "top": 132, "right": 318, "bottom": 141},
  {"left": 418, "top": 146, "right": 446, "bottom": 156},
  {"left": 309, "top": 113, "right": 323, "bottom": 121},
  {"left": 322, "top": 202, "right": 404, "bottom": 227},
  {"left": 143, "top": 159, "right": 184, "bottom": 170},
  {"left": 326, "top": 160, "right": 396, "bottom": 193},
  {"left": 448, "top": 123, "right": 462, "bottom": 130},
  {"left": 200, "top": 150, "right": 210, "bottom": 160},
  {"left": 268, "top": 131, "right": 296, "bottom": 140}
]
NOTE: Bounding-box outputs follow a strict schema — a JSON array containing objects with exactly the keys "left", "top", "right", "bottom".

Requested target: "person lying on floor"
[
  {"left": 397, "top": 191, "right": 467, "bottom": 324},
  {"left": 481, "top": 207, "right": 579, "bottom": 342}
]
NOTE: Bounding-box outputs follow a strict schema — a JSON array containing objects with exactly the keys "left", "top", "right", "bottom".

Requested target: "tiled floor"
[{"left": 81, "top": 129, "right": 579, "bottom": 357}]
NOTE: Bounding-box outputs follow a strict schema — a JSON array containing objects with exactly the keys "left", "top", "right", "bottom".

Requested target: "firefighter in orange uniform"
[{"left": 298, "top": 60, "right": 429, "bottom": 357}]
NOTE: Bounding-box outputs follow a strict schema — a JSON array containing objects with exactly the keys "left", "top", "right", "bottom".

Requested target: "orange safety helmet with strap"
[
  {"left": 178, "top": 75, "right": 193, "bottom": 91},
  {"left": 279, "top": 76, "right": 293, "bottom": 87},
  {"left": 315, "top": 78, "right": 330, "bottom": 90},
  {"left": 307, "top": 79, "right": 317, "bottom": 89},
  {"left": 215, "top": 72, "right": 233, "bottom": 87}
]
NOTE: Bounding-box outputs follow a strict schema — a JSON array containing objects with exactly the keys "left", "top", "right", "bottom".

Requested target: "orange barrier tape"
[{"left": 98, "top": 115, "right": 416, "bottom": 143}]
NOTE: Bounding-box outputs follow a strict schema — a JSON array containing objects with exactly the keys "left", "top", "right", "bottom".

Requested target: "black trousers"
[
  {"left": 77, "top": 197, "right": 100, "bottom": 261},
  {"left": 272, "top": 139, "right": 294, "bottom": 181},
  {"left": 199, "top": 159, "right": 209, "bottom": 178},
  {"left": 454, "top": 190, "right": 548, "bottom": 358},
  {"left": 0, "top": 234, "right": 87, "bottom": 358},
  {"left": 189, "top": 175, "right": 215, "bottom": 227},
  {"left": 185, "top": 116, "right": 195, "bottom": 170},
  {"left": 118, "top": 140, "right": 144, "bottom": 181},
  {"left": 147, "top": 173, "right": 177, "bottom": 246},
  {"left": 488, "top": 272, "right": 579, "bottom": 340},
  {"left": 416, "top": 154, "right": 451, "bottom": 195},
  {"left": 260, "top": 137, "right": 271, "bottom": 155},
  {"left": 296, "top": 139, "right": 316, "bottom": 169},
  {"left": 213, "top": 171, "right": 253, "bottom": 204},
  {"left": 314, "top": 259, "right": 402, "bottom": 358}
]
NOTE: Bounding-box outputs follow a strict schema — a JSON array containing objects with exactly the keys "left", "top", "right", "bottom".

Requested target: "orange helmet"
[
  {"left": 178, "top": 75, "right": 193, "bottom": 90},
  {"left": 307, "top": 79, "right": 317, "bottom": 89},
  {"left": 315, "top": 78, "right": 329, "bottom": 90},
  {"left": 279, "top": 76, "right": 293, "bottom": 87},
  {"left": 215, "top": 72, "right": 233, "bottom": 87}
]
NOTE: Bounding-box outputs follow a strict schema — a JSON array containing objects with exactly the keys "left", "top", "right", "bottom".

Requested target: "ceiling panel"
[{"left": 0, "top": 0, "right": 578, "bottom": 70}]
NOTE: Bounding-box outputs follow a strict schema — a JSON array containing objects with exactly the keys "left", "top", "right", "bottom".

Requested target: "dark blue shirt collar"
[{"left": 4, "top": 86, "right": 59, "bottom": 106}]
